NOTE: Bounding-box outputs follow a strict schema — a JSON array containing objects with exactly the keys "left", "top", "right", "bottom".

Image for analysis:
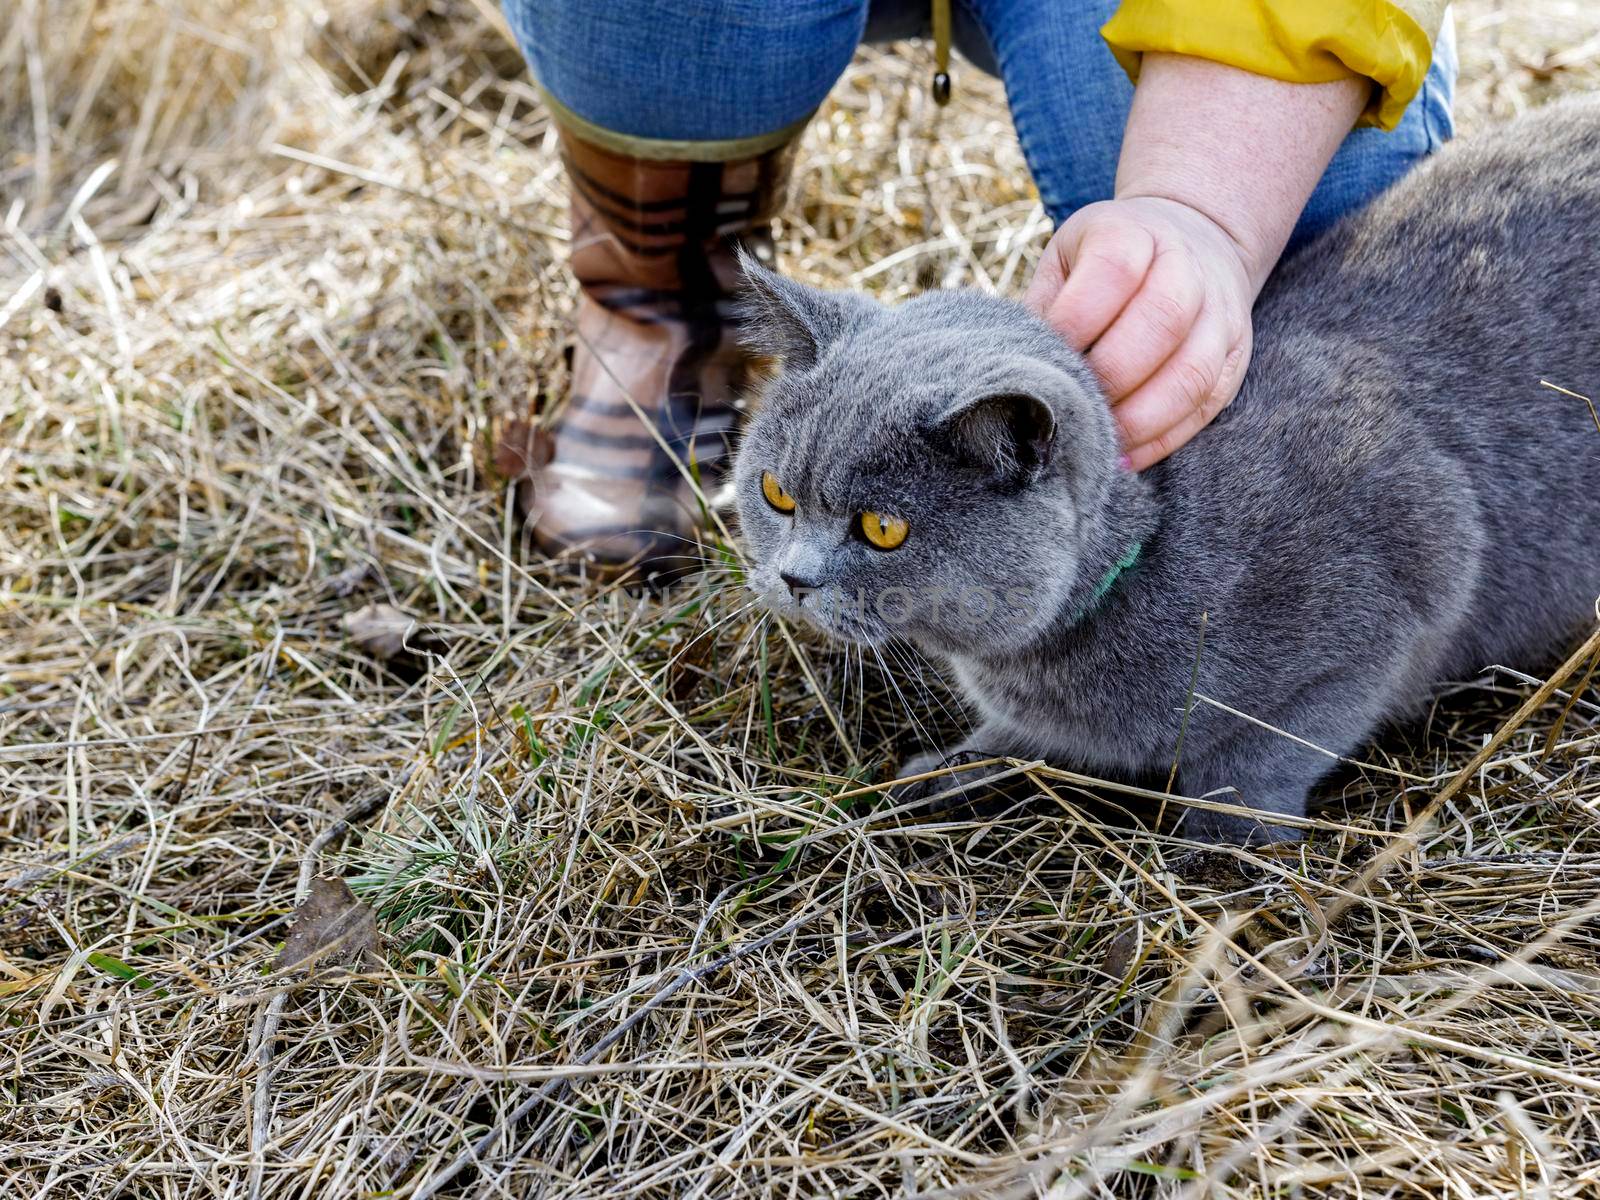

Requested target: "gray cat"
[{"left": 731, "top": 98, "right": 1600, "bottom": 844}]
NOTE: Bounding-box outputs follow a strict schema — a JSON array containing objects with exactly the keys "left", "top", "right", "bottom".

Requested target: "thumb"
[{"left": 1022, "top": 222, "right": 1078, "bottom": 318}]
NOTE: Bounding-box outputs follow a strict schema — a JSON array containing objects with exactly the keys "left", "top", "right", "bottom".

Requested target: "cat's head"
[{"left": 732, "top": 257, "right": 1121, "bottom": 655}]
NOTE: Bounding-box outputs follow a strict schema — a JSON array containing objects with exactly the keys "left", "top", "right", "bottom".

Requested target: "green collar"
[{"left": 1071, "top": 541, "right": 1142, "bottom": 624}]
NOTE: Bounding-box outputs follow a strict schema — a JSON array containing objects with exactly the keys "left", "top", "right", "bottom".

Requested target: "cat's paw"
[
  {"left": 889, "top": 748, "right": 1010, "bottom": 808},
  {"left": 1179, "top": 806, "right": 1305, "bottom": 848},
  {"left": 898, "top": 748, "right": 955, "bottom": 781}
]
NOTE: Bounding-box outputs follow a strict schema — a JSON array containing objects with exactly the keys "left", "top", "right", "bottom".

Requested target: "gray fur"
[{"left": 732, "top": 100, "right": 1600, "bottom": 844}]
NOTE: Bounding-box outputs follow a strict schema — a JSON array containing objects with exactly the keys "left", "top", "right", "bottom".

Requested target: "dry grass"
[{"left": 3, "top": 2, "right": 1600, "bottom": 1196}]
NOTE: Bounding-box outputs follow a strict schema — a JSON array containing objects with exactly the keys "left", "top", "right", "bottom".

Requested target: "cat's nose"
[{"left": 780, "top": 570, "right": 818, "bottom": 596}]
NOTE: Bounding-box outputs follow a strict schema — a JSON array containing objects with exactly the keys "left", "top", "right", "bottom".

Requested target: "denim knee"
[
  {"left": 959, "top": 0, "right": 1131, "bottom": 224},
  {"left": 502, "top": 0, "right": 869, "bottom": 141}
]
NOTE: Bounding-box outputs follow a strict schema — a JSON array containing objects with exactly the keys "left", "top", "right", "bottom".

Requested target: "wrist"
[
  {"left": 1115, "top": 52, "right": 1367, "bottom": 293},
  {"left": 1100, "top": 192, "right": 1260, "bottom": 299},
  {"left": 1110, "top": 190, "right": 1268, "bottom": 295}
]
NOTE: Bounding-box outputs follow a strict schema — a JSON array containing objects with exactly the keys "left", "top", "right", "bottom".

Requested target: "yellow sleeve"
[{"left": 1100, "top": 0, "right": 1445, "bottom": 131}]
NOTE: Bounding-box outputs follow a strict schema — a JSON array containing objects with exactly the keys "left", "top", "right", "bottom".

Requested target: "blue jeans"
[{"left": 503, "top": 0, "right": 1457, "bottom": 250}]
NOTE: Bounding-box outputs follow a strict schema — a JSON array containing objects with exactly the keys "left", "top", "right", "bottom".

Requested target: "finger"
[
  {"left": 1121, "top": 335, "right": 1250, "bottom": 471},
  {"left": 1122, "top": 401, "right": 1216, "bottom": 474},
  {"left": 1022, "top": 234, "right": 1069, "bottom": 317},
  {"left": 1112, "top": 318, "right": 1247, "bottom": 459},
  {"left": 1084, "top": 244, "right": 1203, "bottom": 401},
  {"left": 1120, "top": 329, "right": 1249, "bottom": 471},
  {"left": 1039, "top": 218, "right": 1157, "bottom": 352}
]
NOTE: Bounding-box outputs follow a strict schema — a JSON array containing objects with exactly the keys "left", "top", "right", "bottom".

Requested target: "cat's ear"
[
  {"left": 934, "top": 392, "right": 1056, "bottom": 486},
  {"left": 736, "top": 247, "right": 867, "bottom": 369}
]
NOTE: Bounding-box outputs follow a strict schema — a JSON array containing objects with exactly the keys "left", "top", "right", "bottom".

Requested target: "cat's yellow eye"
[
  {"left": 761, "top": 471, "right": 797, "bottom": 514},
  {"left": 858, "top": 511, "right": 909, "bottom": 550}
]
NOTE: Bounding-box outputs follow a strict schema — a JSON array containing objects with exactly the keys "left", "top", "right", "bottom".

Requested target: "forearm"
[{"left": 1115, "top": 53, "right": 1368, "bottom": 294}]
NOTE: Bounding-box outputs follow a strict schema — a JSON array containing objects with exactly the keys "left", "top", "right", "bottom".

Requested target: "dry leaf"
[
  {"left": 493, "top": 417, "right": 554, "bottom": 481},
  {"left": 276, "top": 876, "right": 380, "bottom": 974},
  {"left": 1100, "top": 926, "right": 1140, "bottom": 984},
  {"left": 0, "top": 889, "right": 61, "bottom": 954},
  {"left": 342, "top": 603, "right": 418, "bottom": 661},
  {"left": 324, "top": 561, "right": 371, "bottom": 598},
  {"left": 494, "top": 417, "right": 555, "bottom": 521},
  {"left": 666, "top": 626, "right": 715, "bottom": 705}
]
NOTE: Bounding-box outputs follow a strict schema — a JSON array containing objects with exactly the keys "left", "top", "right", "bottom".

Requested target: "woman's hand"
[
  {"left": 1025, "top": 53, "right": 1368, "bottom": 470},
  {"left": 1024, "top": 195, "right": 1254, "bottom": 472}
]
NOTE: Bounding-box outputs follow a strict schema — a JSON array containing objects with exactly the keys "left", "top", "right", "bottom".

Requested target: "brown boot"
[{"left": 516, "top": 126, "right": 798, "bottom": 577}]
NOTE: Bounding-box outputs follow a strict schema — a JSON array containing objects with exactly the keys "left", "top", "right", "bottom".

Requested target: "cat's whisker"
[
  {"left": 665, "top": 597, "right": 767, "bottom": 667},
  {"left": 736, "top": 611, "right": 776, "bottom": 763},
  {"left": 855, "top": 642, "right": 868, "bottom": 750},
  {"left": 849, "top": 642, "right": 867, "bottom": 751},
  {"left": 731, "top": 618, "right": 769, "bottom": 673},
  {"left": 882, "top": 638, "right": 966, "bottom": 741},
  {"left": 580, "top": 526, "right": 739, "bottom": 553},
  {"left": 870, "top": 641, "right": 942, "bottom": 766},
  {"left": 844, "top": 640, "right": 857, "bottom": 742},
  {"left": 880, "top": 640, "right": 938, "bottom": 724},
  {"left": 554, "top": 530, "right": 748, "bottom": 581}
]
